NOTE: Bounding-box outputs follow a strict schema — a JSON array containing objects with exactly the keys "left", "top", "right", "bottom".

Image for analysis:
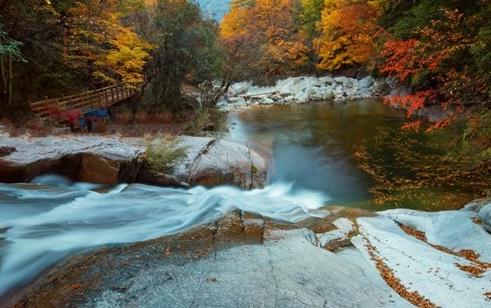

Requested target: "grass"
[{"left": 144, "top": 136, "right": 187, "bottom": 174}]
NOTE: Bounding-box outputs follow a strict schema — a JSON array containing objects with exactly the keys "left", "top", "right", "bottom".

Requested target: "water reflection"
[{"left": 228, "top": 100, "right": 483, "bottom": 210}]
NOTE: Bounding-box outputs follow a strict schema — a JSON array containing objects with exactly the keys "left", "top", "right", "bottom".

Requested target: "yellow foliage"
[
  {"left": 220, "top": 7, "right": 250, "bottom": 39},
  {"left": 315, "top": 0, "right": 379, "bottom": 71},
  {"left": 105, "top": 29, "right": 153, "bottom": 86},
  {"left": 66, "top": 0, "right": 153, "bottom": 86},
  {"left": 220, "top": 0, "right": 308, "bottom": 78}
]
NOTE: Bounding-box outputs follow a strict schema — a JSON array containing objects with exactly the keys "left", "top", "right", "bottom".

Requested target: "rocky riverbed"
[
  {"left": 6, "top": 199, "right": 491, "bottom": 308},
  {"left": 217, "top": 75, "right": 383, "bottom": 110}
]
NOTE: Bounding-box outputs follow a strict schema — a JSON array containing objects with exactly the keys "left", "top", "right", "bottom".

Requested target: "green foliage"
[
  {"left": 0, "top": 0, "right": 152, "bottom": 117},
  {"left": 300, "top": 0, "right": 324, "bottom": 40},
  {"left": 388, "top": 1, "right": 444, "bottom": 39},
  {"left": 144, "top": 136, "right": 187, "bottom": 173},
  {"left": 0, "top": 25, "right": 24, "bottom": 60},
  {"left": 145, "top": 0, "right": 224, "bottom": 111}
]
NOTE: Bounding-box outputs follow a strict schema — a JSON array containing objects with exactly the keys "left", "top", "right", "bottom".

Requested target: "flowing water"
[{"left": 0, "top": 99, "right": 485, "bottom": 297}]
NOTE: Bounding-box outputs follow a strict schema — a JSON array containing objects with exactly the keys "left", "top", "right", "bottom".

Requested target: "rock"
[
  {"left": 11, "top": 220, "right": 409, "bottom": 308},
  {"left": 477, "top": 202, "right": 491, "bottom": 232},
  {"left": 174, "top": 136, "right": 267, "bottom": 189},
  {"left": 0, "top": 135, "right": 268, "bottom": 188},
  {"left": 294, "top": 90, "right": 309, "bottom": 104},
  {"left": 135, "top": 166, "right": 188, "bottom": 188},
  {"left": 0, "top": 136, "right": 141, "bottom": 184},
  {"left": 229, "top": 81, "right": 252, "bottom": 95},
  {"left": 7, "top": 196, "right": 490, "bottom": 307},
  {"left": 219, "top": 75, "right": 381, "bottom": 110},
  {"left": 258, "top": 97, "right": 274, "bottom": 105},
  {"left": 227, "top": 97, "right": 243, "bottom": 103},
  {"left": 0, "top": 146, "right": 15, "bottom": 157},
  {"left": 358, "top": 76, "right": 374, "bottom": 88},
  {"left": 318, "top": 76, "right": 334, "bottom": 85},
  {"left": 307, "top": 201, "right": 491, "bottom": 308},
  {"left": 78, "top": 154, "right": 120, "bottom": 185},
  {"left": 334, "top": 76, "right": 350, "bottom": 84}
]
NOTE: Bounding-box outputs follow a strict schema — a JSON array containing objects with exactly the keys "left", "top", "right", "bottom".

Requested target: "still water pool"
[{"left": 228, "top": 100, "right": 486, "bottom": 211}]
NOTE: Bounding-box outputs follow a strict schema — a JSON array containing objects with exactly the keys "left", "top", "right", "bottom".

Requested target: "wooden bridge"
[{"left": 30, "top": 83, "right": 138, "bottom": 120}]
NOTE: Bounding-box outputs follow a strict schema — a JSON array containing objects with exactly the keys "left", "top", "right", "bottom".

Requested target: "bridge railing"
[{"left": 30, "top": 83, "right": 138, "bottom": 119}]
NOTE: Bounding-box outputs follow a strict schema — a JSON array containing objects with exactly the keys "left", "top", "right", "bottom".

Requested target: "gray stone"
[
  {"left": 0, "top": 135, "right": 267, "bottom": 188},
  {"left": 358, "top": 76, "right": 374, "bottom": 89}
]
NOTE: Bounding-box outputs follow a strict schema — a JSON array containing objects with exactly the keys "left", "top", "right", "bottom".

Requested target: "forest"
[
  {"left": 1, "top": 1, "right": 491, "bottom": 306},
  {"left": 222, "top": 0, "right": 491, "bottom": 123},
  {"left": 0, "top": 0, "right": 489, "bottom": 123}
]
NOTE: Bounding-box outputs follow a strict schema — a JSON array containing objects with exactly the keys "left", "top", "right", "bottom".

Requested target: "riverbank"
[
  {"left": 217, "top": 75, "right": 383, "bottom": 111},
  {"left": 0, "top": 135, "right": 267, "bottom": 189},
  {"left": 6, "top": 199, "right": 491, "bottom": 307},
  {"left": 1, "top": 91, "right": 490, "bottom": 307}
]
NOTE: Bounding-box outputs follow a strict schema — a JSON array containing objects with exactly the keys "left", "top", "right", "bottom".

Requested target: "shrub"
[{"left": 144, "top": 136, "right": 187, "bottom": 173}]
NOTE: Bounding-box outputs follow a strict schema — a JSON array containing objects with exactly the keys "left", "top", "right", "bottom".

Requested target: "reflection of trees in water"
[{"left": 355, "top": 126, "right": 490, "bottom": 210}]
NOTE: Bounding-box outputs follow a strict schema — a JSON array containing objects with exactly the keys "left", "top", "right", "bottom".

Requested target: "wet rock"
[
  {"left": 309, "top": 201, "right": 491, "bottom": 308},
  {"left": 136, "top": 167, "right": 188, "bottom": 188},
  {"left": 10, "top": 218, "right": 408, "bottom": 308},
  {"left": 7, "top": 197, "right": 490, "bottom": 308},
  {"left": 474, "top": 200, "right": 491, "bottom": 232}
]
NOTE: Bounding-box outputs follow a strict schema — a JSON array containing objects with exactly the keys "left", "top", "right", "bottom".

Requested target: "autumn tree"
[
  {"left": 63, "top": 0, "right": 152, "bottom": 88},
  {"left": 315, "top": 0, "right": 379, "bottom": 72},
  {"left": 220, "top": 0, "right": 308, "bottom": 82},
  {"left": 299, "top": 0, "right": 323, "bottom": 72},
  {"left": 0, "top": 0, "right": 153, "bottom": 117},
  {"left": 378, "top": 2, "right": 490, "bottom": 118}
]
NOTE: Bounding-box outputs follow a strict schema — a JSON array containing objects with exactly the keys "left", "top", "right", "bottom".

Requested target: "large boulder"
[
  {"left": 0, "top": 135, "right": 268, "bottom": 189},
  {"left": 172, "top": 136, "right": 267, "bottom": 189},
  {"left": 316, "top": 201, "right": 491, "bottom": 307},
  {"left": 358, "top": 76, "right": 374, "bottom": 89},
  {"left": 0, "top": 136, "right": 142, "bottom": 184},
  {"left": 10, "top": 214, "right": 409, "bottom": 308},
  {"left": 78, "top": 153, "right": 121, "bottom": 185}
]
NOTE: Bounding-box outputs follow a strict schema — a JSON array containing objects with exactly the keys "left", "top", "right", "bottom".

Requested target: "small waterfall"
[{"left": 0, "top": 177, "right": 329, "bottom": 295}]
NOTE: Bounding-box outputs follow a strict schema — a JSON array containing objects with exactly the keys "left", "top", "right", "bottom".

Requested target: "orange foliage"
[
  {"left": 315, "top": 0, "right": 380, "bottom": 71},
  {"left": 220, "top": 0, "right": 308, "bottom": 79}
]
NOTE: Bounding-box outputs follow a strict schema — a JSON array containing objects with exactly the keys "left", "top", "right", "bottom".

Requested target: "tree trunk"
[
  {"left": 0, "top": 56, "right": 7, "bottom": 102},
  {"left": 8, "top": 54, "right": 12, "bottom": 106}
]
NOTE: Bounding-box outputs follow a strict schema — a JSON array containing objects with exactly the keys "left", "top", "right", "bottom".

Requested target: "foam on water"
[{"left": 0, "top": 177, "right": 328, "bottom": 295}]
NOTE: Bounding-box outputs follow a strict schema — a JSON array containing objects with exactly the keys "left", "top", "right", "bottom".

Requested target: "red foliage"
[
  {"left": 385, "top": 90, "right": 437, "bottom": 117},
  {"left": 379, "top": 39, "right": 423, "bottom": 82},
  {"left": 401, "top": 120, "right": 422, "bottom": 131}
]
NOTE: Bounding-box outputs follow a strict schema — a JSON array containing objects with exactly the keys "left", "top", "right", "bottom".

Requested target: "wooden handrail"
[{"left": 30, "top": 83, "right": 138, "bottom": 119}]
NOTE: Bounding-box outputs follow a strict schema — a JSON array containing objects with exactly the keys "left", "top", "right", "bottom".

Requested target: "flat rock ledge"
[
  {"left": 0, "top": 135, "right": 267, "bottom": 189},
  {"left": 8, "top": 201, "right": 491, "bottom": 308},
  {"left": 217, "top": 75, "right": 385, "bottom": 111}
]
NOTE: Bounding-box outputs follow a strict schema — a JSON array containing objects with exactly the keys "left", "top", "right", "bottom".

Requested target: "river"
[{"left": 0, "top": 99, "right": 486, "bottom": 298}]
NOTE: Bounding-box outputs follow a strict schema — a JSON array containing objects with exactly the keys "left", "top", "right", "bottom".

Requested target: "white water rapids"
[{"left": 0, "top": 175, "right": 328, "bottom": 295}]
